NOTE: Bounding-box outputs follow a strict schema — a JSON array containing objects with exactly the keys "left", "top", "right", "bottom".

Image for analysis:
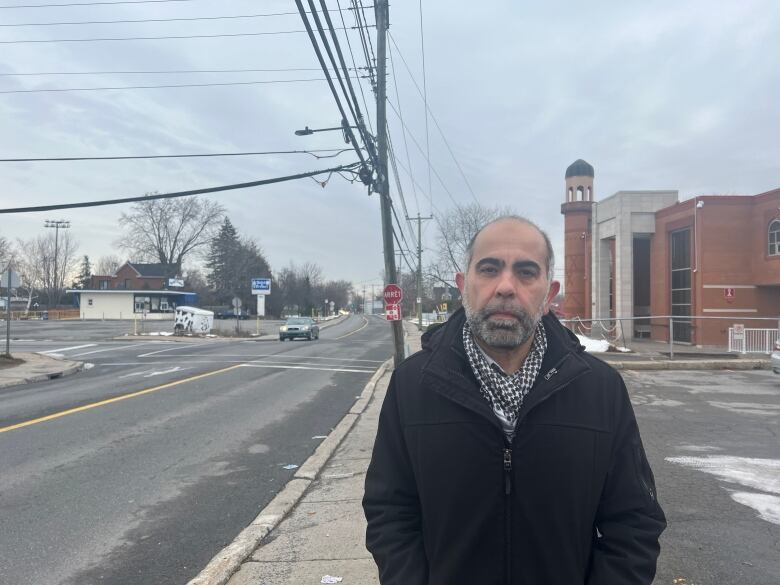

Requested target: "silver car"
[
  {"left": 771, "top": 339, "right": 780, "bottom": 375},
  {"left": 279, "top": 317, "right": 320, "bottom": 341}
]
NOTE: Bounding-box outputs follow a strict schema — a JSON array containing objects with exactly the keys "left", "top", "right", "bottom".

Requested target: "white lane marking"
[
  {"left": 135, "top": 352, "right": 385, "bottom": 364},
  {"left": 334, "top": 316, "right": 368, "bottom": 340},
  {"left": 240, "top": 363, "right": 373, "bottom": 374},
  {"left": 120, "top": 366, "right": 189, "bottom": 379},
  {"left": 666, "top": 456, "right": 780, "bottom": 525},
  {"left": 40, "top": 344, "right": 96, "bottom": 355},
  {"left": 70, "top": 344, "right": 139, "bottom": 357},
  {"left": 137, "top": 345, "right": 197, "bottom": 358}
]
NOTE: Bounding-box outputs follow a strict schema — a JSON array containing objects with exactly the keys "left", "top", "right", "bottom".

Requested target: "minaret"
[{"left": 560, "top": 159, "right": 595, "bottom": 320}]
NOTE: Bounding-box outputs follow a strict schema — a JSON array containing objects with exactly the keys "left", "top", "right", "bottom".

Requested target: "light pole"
[{"left": 44, "top": 219, "right": 70, "bottom": 308}]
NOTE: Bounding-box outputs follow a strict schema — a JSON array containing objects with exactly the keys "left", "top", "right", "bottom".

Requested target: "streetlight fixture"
[
  {"left": 294, "top": 118, "right": 359, "bottom": 144},
  {"left": 44, "top": 219, "right": 71, "bottom": 307}
]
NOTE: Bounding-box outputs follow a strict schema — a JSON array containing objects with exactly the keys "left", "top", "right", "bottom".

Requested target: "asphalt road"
[
  {"left": 629, "top": 368, "right": 780, "bottom": 585},
  {"left": 0, "top": 315, "right": 391, "bottom": 585}
]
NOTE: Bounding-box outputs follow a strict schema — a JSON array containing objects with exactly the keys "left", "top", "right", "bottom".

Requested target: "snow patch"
[
  {"left": 666, "top": 455, "right": 780, "bottom": 525},
  {"left": 576, "top": 334, "right": 610, "bottom": 353},
  {"left": 708, "top": 401, "right": 780, "bottom": 416}
]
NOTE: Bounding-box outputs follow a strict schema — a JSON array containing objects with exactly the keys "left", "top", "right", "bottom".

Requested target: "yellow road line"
[
  {"left": 334, "top": 316, "right": 369, "bottom": 340},
  {"left": 0, "top": 364, "right": 243, "bottom": 435}
]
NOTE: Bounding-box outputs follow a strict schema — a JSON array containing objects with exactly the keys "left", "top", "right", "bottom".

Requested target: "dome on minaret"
[{"left": 565, "top": 159, "right": 594, "bottom": 179}]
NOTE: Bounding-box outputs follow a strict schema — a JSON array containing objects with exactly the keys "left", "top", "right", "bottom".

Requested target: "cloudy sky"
[{"left": 1, "top": 0, "right": 778, "bottom": 289}]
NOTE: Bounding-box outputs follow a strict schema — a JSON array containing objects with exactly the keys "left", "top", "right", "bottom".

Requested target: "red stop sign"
[{"left": 383, "top": 284, "right": 403, "bottom": 304}]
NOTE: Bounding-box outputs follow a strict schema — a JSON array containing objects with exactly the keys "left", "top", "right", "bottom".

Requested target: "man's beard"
[{"left": 463, "top": 293, "right": 545, "bottom": 349}]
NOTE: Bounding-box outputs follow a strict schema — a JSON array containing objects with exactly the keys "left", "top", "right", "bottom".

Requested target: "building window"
[
  {"left": 769, "top": 219, "right": 780, "bottom": 256},
  {"left": 670, "top": 228, "right": 692, "bottom": 342},
  {"left": 134, "top": 294, "right": 174, "bottom": 313},
  {"left": 99, "top": 280, "right": 109, "bottom": 290},
  {"left": 88, "top": 299, "right": 93, "bottom": 306}
]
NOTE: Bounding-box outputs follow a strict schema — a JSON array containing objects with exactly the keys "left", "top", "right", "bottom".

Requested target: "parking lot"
[{"left": 627, "top": 368, "right": 780, "bottom": 584}]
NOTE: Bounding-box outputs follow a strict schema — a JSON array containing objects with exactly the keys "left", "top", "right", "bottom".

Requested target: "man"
[{"left": 363, "top": 216, "right": 665, "bottom": 585}]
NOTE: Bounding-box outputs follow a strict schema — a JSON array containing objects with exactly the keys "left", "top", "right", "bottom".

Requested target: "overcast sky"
[{"left": 1, "top": 0, "right": 778, "bottom": 289}]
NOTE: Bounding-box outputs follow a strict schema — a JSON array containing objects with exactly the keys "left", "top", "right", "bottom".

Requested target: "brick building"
[
  {"left": 88, "top": 262, "right": 180, "bottom": 290},
  {"left": 561, "top": 159, "right": 780, "bottom": 346}
]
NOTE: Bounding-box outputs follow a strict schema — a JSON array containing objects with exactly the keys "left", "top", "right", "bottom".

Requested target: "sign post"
[
  {"left": 2, "top": 266, "right": 20, "bottom": 357},
  {"left": 251, "top": 278, "right": 271, "bottom": 318}
]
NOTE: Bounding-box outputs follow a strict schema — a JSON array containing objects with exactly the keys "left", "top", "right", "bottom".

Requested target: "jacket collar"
[{"left": 420, "top": 307, "right": 592, "bottom": 425}]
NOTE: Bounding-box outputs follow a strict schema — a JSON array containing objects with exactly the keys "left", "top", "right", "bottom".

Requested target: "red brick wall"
[{"left": 561, "top": 201, "right": 593, "bottom": 319}]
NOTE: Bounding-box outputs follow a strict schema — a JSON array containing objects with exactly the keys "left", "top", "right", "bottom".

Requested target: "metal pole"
[
  {"left": 375, "top": 0, "right": 404, "bottom": 367},
  {"left": 53, "top": 225, "right": 59, "bottom": 308},
  {"left": 417, "top": 213, "right": 422, "bottom": 329},
  {"left": 5, "top": 265, "right": 11, "bottom": 357},
  {"left": 669, "top": 317, "right": 674, "bottom": 360}
]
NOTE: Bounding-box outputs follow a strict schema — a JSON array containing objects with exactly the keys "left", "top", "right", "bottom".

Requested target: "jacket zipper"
[{"left": 503, "top": 446, "right": 512, "bottom": 585}]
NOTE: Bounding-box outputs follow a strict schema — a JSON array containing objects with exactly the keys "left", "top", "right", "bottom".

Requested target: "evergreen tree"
[
  {"left": 206, "top": 218, "right": 240, "bottom": 303},
  {"left": 73, "top": 255, "right": 92, "bottom": 289}
]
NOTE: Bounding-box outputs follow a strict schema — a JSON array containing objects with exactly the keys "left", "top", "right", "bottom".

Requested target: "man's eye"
[
  {"left": 479, "top": 266, "right": 497, "bottom": 275},
  {"left": 518, "top": 269, "right": 537, "bottom": 278}
]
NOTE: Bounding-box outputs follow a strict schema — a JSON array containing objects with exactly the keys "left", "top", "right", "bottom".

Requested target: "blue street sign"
[{"left": 251, "top": 278, "right": 271, "bottom": 293}]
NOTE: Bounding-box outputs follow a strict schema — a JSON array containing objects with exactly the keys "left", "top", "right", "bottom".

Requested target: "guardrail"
[
  {"left": 560, "top": 315, "right": 780, "bottom": 359},
  {"left": 0, "top": 309, "right": 81, "bottom": 320}
]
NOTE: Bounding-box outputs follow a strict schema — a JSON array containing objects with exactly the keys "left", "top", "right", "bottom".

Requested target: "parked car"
[
  {"left": 771, "top": 339, "right": 780, "bottom": 375},
  {"left": 215, "top": 309, "right": 249, "bottom": 320},
  {"left": 279, "top": 317, "right": 319, "bottom": 341}
]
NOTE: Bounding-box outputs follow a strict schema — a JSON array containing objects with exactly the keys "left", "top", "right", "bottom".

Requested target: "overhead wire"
[
  {"left": 0, "top": 7, "right": 375, "bottom": 27},
  {"left": 309, "top": 0, "right": 377, "bottom": 165},
  {"left": 0, "top": 148, "right": 355, "bottom": 162},
  {"left": 0, "top": 77, "right": 365, "bottom": 94},
  {"left": 387, "top": 128, "right": 417, "bottom": 243},
  {"left": 418, "top": 0, "right": 432, "bottom": 213},
  {"left": 0, "top": 67, "right": 359, "bottom": 76},
  {"left": 0, "top": 0, "right": 199, "bottom": 7},
  {"left": 0, "top": 27, "right": 364, "bottom": 45},
  {"left": 0, "top": 163, "right": 362, "bottom": 214},
  {"left": 388, "top": 31, "right": 480, "bottom": 205},
  {"left": 293, "top": 0, "right": 369, "bottom": 168},
  {"left": 335, "top": 0, "right": 373, "bottom": 134},
  {"left": 351, "top": 0, "right": 375, "bottom": 90},
  {"left": 388, "top": 39, "right": 419, "bottom": 214}
]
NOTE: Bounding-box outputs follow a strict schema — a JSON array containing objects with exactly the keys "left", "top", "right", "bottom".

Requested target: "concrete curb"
[
  {"left": 0, "top": 354, "right": 85, "bottom": 389},
  {"left": 186, "top": 357, "right": 393, "bottom": 585},
  {"left": 608, "top": 359, "right": 769, "bottom": 371}
]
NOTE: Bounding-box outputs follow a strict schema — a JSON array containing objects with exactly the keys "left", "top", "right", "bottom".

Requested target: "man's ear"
[
  {"left": 455, "top": 272, "right": 465, "bottom": 293},
  {"left": 544, "top": 280, "right": 561, "bottom": 314}
]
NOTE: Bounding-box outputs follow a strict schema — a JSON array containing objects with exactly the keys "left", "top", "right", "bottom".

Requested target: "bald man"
[{"left": 363, "top": 216, "right": 665, "bottom": 585}]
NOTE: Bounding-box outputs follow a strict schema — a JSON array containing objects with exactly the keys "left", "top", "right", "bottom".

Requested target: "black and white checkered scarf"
[{"left": 462, "top": 320, "right": 547, "bottom": 425}]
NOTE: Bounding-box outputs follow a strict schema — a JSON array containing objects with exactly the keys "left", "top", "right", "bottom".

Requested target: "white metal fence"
[{"left": 728, "top": 327, "right": 779, "bottom": 354}]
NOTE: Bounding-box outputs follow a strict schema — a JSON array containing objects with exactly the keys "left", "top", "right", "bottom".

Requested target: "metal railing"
[
  {"left": 0, "top": 309, "right": 81, "bottom": 320},
  {"left": 728, "top": 327, "right": 779, "bottom": 354},
  {"left": 560, "top": 315, "right": 780, "bottom": 359}
]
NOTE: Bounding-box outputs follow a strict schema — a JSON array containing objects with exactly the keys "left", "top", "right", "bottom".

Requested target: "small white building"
[{"left": 67, "top": 289, "right": 197, "bottom": 320}]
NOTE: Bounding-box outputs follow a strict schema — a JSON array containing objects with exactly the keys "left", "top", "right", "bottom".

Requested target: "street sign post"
[
  {"left": 385, "top": 303, "right": 401, "bottom": 321},
  {"left": 251, "top": 278, "right": 271, "bottom": 317},
  {"left": 383, "top": 284, "right": 403, "bottom": 304}
]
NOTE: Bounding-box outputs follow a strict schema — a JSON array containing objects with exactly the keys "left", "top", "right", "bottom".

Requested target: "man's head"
[{"left": 455, "top": 216, "right": 560, "bottom": 349}]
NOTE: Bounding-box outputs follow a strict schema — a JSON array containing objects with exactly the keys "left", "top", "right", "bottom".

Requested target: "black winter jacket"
[{"left": 363, "top": 308, "right": 666, "bottom": 585}]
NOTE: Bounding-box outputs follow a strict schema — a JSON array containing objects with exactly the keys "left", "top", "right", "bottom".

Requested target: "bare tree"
[
  {"left": 95, "top": 254, "right": 122, "bottom": 276},
  {"left": 429, "top": 203, "right": 513, "bottom": 285},
  {"left": 13, "top": 237, "right": 45, "bottom": 312},
  {"left": 116, "top": 196, "right": 225, "bottom": 270},
  {"left": 0, "top": 235, "right": 10, "bottom": 269}
]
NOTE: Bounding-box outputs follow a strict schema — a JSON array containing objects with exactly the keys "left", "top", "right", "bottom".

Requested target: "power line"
[
  {"left": 351, "top": 0, "right": 375, "bottom": 89},
  {"left": 0, "top": 67, "right": 358, "bottom": 76},
  {"left": 314, "top": 0, "right": 376, "bottom": 164},
  {"left": 0, "top": 163, "right": 361, "bottom": 214},
  {"left": 388, "top": 40, "right": 419, "bottom": 214},
  {"left": 0, "top": 0, "right": 196, "bottom": 7},
  {"left": 418, "top": 0, "right": 432, "bottom": 214},
  {"left": 293, "top": 0, "right": 368, "bottom": 169},
  {"left": 386, "top": 97, "right": 462, "bottom": 210},
  {"left": 0, "top": 148, "right": 355, "bottom": 163},
  {"left": 335, "top": 0, "right": 373, "bottom": 134},
  {"left": 0, "top": 7, "right": 375, "bottom": 26},
  {"left": 387, "top": 128, "right": 417, "bottom": 243},
  {"left": 388, "top": 31, "right": 480, "bottom": 205},
  {"left": 0, "top": 77, "right": 365, "bottom": 94},
  {"left": 0, "top": 27, "right": 368, "bottom": 44}
]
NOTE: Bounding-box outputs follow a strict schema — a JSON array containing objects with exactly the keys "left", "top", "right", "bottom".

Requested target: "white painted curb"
[{"left": 186, "top": 357, "right": 392, "bottom": 585}]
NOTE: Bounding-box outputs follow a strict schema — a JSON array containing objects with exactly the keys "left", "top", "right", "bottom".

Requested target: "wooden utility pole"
[{"left": 375, "top": 0, "right": 405, "bottom": 366}]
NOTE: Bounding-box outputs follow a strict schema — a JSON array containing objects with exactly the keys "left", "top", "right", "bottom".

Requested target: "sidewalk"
[
  {"left": 191, "top": 323, "right": 423, "bottom": 585},
  {"left": 0, "top": 352, "right": 84, "bottom": 389}
]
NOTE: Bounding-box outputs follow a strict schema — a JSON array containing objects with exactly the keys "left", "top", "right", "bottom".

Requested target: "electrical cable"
[
  {"left": 0, "top": 7, "right": 375, "bottom": 27},
  {"left": 0, "top": 0, "right": 195, "bottom": 7},
  {"left": 351, "top": 0, "right": 375, "bottom": 89},
  {"left": 293, "top": 0, "right": 368, "bottom": 168},
  {"left": 388, "top": 40, "right": 419, "bottom": 214},
  {"left": 418, "top": 0, "right": 432, "bottom": 213},
  {"left": 0, "top": 77, "right": 364, "bottom": 94},
  {"left": 0, "top": 163, "right": 361, "bottom": 214},
  {"left": 317, "top": 0, "right": 375, "bottom": 161},
  {"left": 387, "top": 129, "right": 417, "bottom": 243},
  {"left": 0, "top": 148, "right": 355, "bottom": 163},
  {"left": 0, "top": 27, "right": 361, "bottom": 45},
  {"left": 335, "top": 0, "right": 373, "bottom": 134},
  {"left": 388, "top": 32, "right": 480, "bottom": 205},
  {"left": 0, "top": 67, "right": 356, "bottom": 76}
]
